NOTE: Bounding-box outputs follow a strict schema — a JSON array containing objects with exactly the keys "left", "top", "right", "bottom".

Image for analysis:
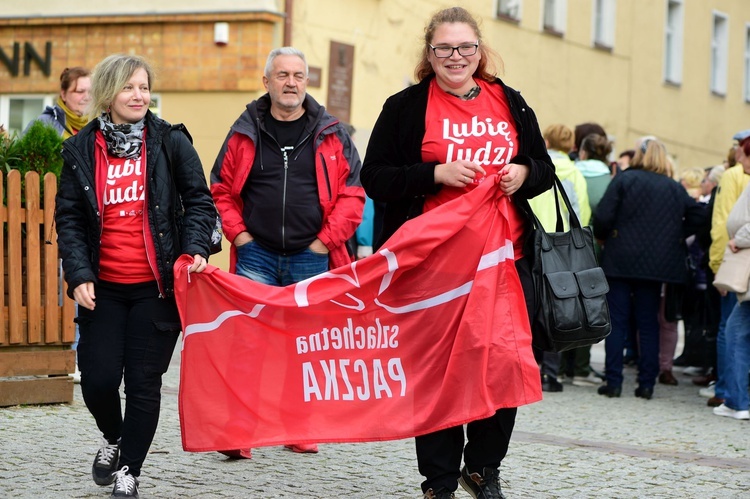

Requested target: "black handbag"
[{"left": 524, "top": 176, "right": 611, "bottom": 352}]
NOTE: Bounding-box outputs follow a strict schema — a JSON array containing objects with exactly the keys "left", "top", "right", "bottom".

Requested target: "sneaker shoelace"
[
  {"left": 469, "top": 468, "right": 504, "bottom": 499},
  {"left": 113, "top": 466, "right": 136, "bottom": 494},
  {"left": 97, "top": 440, "right": 118, "bottom": 466}
]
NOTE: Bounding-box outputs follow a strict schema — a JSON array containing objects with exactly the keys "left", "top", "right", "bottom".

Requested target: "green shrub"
[
  {"left": 0, "top": 126, "right": 22, "bottom": 172},
  {"left": 16, "top": 121, "right": 64, "bottom": 180}
]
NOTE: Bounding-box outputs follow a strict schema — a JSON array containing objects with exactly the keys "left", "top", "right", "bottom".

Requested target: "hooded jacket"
[
  {"left": 575, "top": 158, "right": 612, "bottom": 218},
  {"left": 211, "top": 93, "right": 364, "bottom": 270},
  {"left": 55, "top": 111, "right": 216, "bottom": 298},
  {"left": 25, "top": 104, "right": 67, "bottom": 137}
]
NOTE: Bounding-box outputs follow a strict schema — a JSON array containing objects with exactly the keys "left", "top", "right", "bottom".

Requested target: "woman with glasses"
[{"left": 361, "top": 6, "right": 554, "bottom": 499}]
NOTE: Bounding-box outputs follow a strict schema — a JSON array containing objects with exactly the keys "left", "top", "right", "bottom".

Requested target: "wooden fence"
[{"left": 0, "top": 170, "right": 76, "bottom": 406}]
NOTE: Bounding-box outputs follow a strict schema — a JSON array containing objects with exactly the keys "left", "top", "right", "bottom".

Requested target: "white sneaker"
[
  {"left": 698, "top": 382, "right": 715, "bottom": 398},
  {"left": 71, "top": 363, "right": 81, "bottom": 384},
  {"left": 572, "top": 372, "right": 604, "bottom": 386},
  {"left": 713, "top": 403, "right": 750, "bottom": 420},
  {"left": 682, "top": 366, "right": 708, "bottom": 377},
  {"left": 111, "top": 466, "right": 139, "bottom": 498}
]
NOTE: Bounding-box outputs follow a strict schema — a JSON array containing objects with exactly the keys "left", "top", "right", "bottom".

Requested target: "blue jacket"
[{"left": 24, "top": 104, "right": 67, "bottom": 136}]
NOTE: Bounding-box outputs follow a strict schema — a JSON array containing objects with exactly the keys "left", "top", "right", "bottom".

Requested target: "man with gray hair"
[{"left": 210, "top": 47, "right": 364, "bottom": 459}]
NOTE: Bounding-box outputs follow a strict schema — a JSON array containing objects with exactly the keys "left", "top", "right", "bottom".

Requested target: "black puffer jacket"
[{"left": 55, "top": 111, "right": 216, "bottom": 298}]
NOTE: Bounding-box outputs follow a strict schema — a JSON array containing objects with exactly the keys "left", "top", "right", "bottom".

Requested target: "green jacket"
[{"left": 575, "top": 158, "right": 611, "bottom": 218}]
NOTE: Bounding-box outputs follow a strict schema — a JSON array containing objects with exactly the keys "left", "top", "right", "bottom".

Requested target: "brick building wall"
[{"left": 0, "top": 12, "right": 282, "bottom": 93}]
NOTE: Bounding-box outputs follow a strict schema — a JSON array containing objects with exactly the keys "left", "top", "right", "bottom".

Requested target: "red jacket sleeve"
[
  {"left": 211, "top": 133, "right": 255, "bottom": 244},
  {"left": 316, "top": 130, "right": 365, "bottom": 268}
]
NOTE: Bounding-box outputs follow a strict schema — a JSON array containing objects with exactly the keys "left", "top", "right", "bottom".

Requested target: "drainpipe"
[{"left": 284, "top": 0, "right": 293, "bottom": 47}]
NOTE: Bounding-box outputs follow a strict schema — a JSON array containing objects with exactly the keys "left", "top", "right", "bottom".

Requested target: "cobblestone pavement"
[{"left": 1, "top": 343, "right": 749, "bottom": 498}]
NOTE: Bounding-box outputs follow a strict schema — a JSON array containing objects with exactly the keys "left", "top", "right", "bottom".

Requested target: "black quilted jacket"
[
  {"left": 55, "top": 111, "right": 216, "bottom": 298},
  {"left": 593, "top": 168, "right": 707, "bottom": 284}
]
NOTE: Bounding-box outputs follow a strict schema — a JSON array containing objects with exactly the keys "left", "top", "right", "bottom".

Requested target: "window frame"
[
  {"left": 496, "top": 0, "right": 522, "bottom": 23},
  {"left": 663, "top": 0, "right": 684, "bottom": 86},
  {"left": 592, "top": 0, "right": 616, "bottom": 51},
  {"left": 542, "top": 0, "right": 567, "bottom": 37},
  {"left": 0, "top": 93, "right": 162, "bottom": 137},
  {"left": 710, "top": 10, "right": 729, "bottom": 97},
  {"left": 744, "top": 23, "right": 750, "bottom": 103},
  {"left": 0, "top": 94, "right": 54, "bottom": 136}
]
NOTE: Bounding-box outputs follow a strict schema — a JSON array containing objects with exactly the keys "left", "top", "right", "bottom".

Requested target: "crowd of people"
[
  {"left": 524, "top": 119, "right": 750, "bottom": 426},
  {"left": 530, "top": 123, "right": 750, "bottom": 427},
  {"left": 16, "top": 4, "right": 743, "bottom": 499}
]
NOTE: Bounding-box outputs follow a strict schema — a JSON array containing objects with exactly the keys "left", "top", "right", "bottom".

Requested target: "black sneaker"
[
  {"left": 111, "top": 466, "right": 139, "bottom": 498},
  {"left": 92, "top": 439, "right": 120, "bottom": 486},
  {"left": 541, "top": 374, "right": 563, "bottom": 392},
  {"left": 459, "top": 466, "right": 505, "bottom": 499},
  {"left": 423, "top": 488, "right": 455, "bottom": 499}
]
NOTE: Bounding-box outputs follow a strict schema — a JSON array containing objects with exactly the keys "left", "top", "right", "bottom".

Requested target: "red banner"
[{"left": 174, "top": 176, "right": 541, "bottom": 452}]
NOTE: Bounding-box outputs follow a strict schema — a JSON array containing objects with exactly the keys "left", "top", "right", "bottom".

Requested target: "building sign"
[
  {"left": 308, "top": 66, "right": 321, "bottom": 88},
  {"left": 326, "top": 41, "right": 354, "bottom": 124},
  {"left": 0, "top": 42, "right": 52, "bottom": 77}
]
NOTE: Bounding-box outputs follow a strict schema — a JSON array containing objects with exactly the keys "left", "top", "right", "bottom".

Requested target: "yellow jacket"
[
  {"left": 709, "top": 165, "right": 750, "bottom": 273},
  {"left": 529, "top": 150, "right": 591, "bottom": 231}
]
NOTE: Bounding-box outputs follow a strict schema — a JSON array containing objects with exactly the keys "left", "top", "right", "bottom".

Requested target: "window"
[
  {"left": 0, "top": 94, "right": 161, "bottom": 136},
  {"left": 148, "top": 95, "right": 161, "bottom": 117},
  {"left": 0, "top": 95, "right": 52, "bottom": 136},
  {"left": 497, "top": 0, "right": 522, "bottom": 22},
  {"left": 593, "top": 0, "right": 616, "bottom": 49},
  {"left": 711, "top": 12, "right": 729, "bottom": 96},
  {"left": 543, "top": 0, "right": 567, "bottom": 35},
  {"left": 744, "top": 25, "right": 750, "bottom": 102},
  {"left": 664, "top": 0, "right": 684, "bottom": 85}
]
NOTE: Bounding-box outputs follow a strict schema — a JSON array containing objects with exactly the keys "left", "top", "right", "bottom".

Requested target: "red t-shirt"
[
  {"left": 422, "top": 78, "right": 524, "bottom": 256},
  {"left": 97, "top": 150, "right": 153, "bottom": 283}
]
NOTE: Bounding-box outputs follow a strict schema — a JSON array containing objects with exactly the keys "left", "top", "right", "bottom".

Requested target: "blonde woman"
[
  {"left": 593, "top": 138, "right": 706, "bottom": 399},
  {"left": 55, "top": 54, "right": 216, "bottom": 498}
]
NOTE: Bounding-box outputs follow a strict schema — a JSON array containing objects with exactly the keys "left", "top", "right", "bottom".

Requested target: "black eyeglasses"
[{"left": 429, "top": 42, "right": 479, "bottom": 58}]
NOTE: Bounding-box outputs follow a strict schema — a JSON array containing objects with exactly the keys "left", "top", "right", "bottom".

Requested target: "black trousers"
[
  {"left": 76, "top": 280, "right": 181, "bottom": 477},
  {"left": 415, "top": 258, "right": 532, "bottom": 492}
]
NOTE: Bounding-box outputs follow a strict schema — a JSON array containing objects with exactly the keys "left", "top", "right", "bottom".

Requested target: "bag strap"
[
  {"left": 524, "top": 175, "right": 587, "bottom": 251},
  {"left": 553, "top": 175, "right": 586, "bottom": 248},
  {"left": 552, "top": 175, "right": 582, "bottom": 230}
]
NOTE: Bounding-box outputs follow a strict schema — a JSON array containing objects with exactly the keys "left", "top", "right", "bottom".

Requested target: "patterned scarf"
[
  {"left": 98, "top": 113, "right": 146, "bottom": 159},
  {"left": 57, "top": 96, "right": 89, "bottom": 139}
]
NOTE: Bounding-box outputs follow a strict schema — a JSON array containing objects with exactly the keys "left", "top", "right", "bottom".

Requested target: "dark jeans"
[
  {"left": 76, "top": 280, "right": 180, "bottom": 477},
  {"left": 604, "top": 278, "right": 661, "bottom": 389},
  {"left": 416, "top": 258, "right": 531, "bottom": 493}
]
